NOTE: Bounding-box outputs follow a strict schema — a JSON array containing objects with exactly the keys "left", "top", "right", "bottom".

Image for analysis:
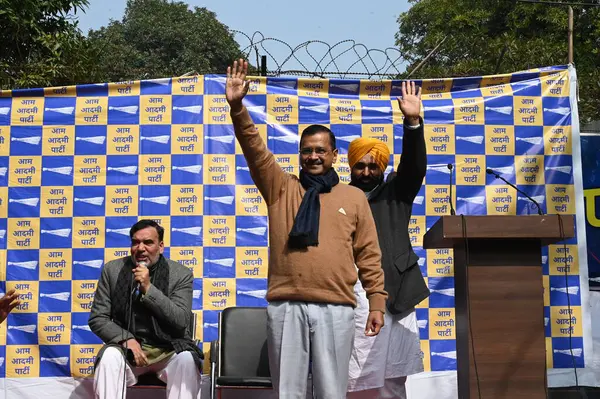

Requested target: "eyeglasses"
[{"left": 299, "top": 147, "right": 330, "bottom": 156}]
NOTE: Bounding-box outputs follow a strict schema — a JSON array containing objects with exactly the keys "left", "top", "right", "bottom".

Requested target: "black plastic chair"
[{"left": 210, "top": 307, "right": 272, "bottom": 399}]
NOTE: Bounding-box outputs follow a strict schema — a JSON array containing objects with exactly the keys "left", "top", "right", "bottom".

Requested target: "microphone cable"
[
  {"left": 460, "top": 214, "right": 482, "bottom": 399},
  {"left": 120, "top": 270, "right": 136, "bottom": 399},
  {"left": 557, "top": 214, "right": 587, "bottom": 399}
]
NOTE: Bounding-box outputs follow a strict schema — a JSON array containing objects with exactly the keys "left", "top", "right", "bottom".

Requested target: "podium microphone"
[
  {"left": 447, "top": 163, "right": 456, "bottom": 215},
  {"left": 486, "top": 168, "right": 543, "bottom": 216},
  {"left": 134, "top": 261, "right": 148, "bottom": 297}
]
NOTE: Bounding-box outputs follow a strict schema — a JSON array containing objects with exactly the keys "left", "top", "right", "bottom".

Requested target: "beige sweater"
[{"left": 231, "top": 106, "right": 387, "bottom": 312}]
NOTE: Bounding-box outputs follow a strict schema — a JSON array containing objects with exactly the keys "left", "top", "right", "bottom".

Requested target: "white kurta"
[{"left": 347, "top": 278, "right": 424, "bottom": 392}]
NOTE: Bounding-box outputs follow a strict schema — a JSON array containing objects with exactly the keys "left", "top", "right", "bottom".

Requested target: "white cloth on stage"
[
  {"left": 267, "top": 301, "right": 356, "bottom": 399},
  {"left": 93, "top": 346, "right": 201, "bottom": 399},
  {"left": 347, "top": 278, "right": 424, "bottom": 394}
]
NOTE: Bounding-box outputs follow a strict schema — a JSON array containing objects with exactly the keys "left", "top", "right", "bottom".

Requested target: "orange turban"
[{"left": 348, "top": 137, "right": 390, "bottom": 172}]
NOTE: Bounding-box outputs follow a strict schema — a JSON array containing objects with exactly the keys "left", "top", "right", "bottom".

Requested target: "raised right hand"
[
  {"left": 225, "top": 58, "right": 250, "bottom": 112},
  {"left": 123, "top": 338, "right": 148, "bottom": 367}
]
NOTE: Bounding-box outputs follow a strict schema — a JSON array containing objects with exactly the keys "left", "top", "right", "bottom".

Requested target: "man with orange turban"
[
  {"left": 347, "top": 138, "right": 391, "bottom": 193},
  {"left": 347, "top": 81, "right": 429, "bottom": 399}
]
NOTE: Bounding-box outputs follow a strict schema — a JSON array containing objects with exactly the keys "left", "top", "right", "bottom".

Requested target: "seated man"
[{"left": 89, "top": 219, "right": 202, "bottom": 399}]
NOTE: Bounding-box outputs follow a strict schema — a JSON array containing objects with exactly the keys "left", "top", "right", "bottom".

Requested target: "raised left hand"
[
  {"left": 398, "top": 80, "right": 422, "bottom": 125},
  {"left": 133, "top": 266, "right": 151, "bottom": 294}
]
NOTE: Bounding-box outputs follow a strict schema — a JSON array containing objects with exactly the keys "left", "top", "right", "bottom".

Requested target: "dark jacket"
[{"left": 367, "top": 118, "right": 430, "bottom": 314}]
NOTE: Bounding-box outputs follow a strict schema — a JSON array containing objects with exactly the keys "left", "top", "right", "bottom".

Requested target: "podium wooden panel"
[{"left": 423, "top": 215, "right": 575, "bottom": 399}]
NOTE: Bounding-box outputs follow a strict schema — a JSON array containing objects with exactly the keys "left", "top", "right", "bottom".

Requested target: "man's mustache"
[
  {"left": 359, "top": 176, "right": 377, "bottom": 182},
  {"left": 351, "top": 174, "right": 383, "bottom": 186}
]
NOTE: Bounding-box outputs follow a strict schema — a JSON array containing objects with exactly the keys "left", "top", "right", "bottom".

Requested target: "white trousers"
[
  {"left": 93, "top": 346, "right": 201, "bottom": 399},
  {"left": 267, "top": 301, "right": 355, "bottom": 399}
]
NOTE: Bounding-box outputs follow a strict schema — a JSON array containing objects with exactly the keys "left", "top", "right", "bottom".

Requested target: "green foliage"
[
  {"left": 396, "top": 0, "right": 600, "bottom": 122},
  {"left": 0, "top": 0, "right": 92, "bottom": 89},
  {"left": 85, "top": 0, "right": 244, "bottom": 82}
]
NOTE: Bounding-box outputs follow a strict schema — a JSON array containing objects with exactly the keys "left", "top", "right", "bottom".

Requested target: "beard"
[{"left": 350, "top": 174, "right": 384, "bottom": 192}]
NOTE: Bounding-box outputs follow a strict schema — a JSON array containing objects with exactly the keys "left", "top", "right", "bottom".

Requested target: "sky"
[{"left": 74, "top": 0, "right": 412, "bottom": 77}]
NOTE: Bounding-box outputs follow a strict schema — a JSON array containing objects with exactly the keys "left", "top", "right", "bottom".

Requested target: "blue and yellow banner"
[
  {"left": 581, "top": 134, "right": 600, "bottom": 290},
  {"left": 0, "top": 65, "right": 591, "bottom": 383}
]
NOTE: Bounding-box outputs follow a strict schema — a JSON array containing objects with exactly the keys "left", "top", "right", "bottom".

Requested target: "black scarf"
[
  {"left": 288, "top": 168, "right": 340, "bottom": 248},
  {"left": 111, "top": 255, "right": 204, "bottom": 369}
]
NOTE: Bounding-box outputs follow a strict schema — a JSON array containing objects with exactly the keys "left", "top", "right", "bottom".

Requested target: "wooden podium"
[{"left": 423, "top": 215, "right": 575, "bottom": 398}]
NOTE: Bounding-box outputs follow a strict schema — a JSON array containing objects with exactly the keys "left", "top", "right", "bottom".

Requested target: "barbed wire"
[{"left": 232, "top": 30, "right": 408, "bottom": 80}]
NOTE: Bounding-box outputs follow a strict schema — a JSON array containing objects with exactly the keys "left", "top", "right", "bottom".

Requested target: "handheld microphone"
[
  {"left": 447, "top": 163, "right": 456, "bottom": 216},
  {"left": 486, "top": 168, "right": 543, "bottom": 215},
  {"left": 134, "top": 261, "right": 148, "bottom": 297}
]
